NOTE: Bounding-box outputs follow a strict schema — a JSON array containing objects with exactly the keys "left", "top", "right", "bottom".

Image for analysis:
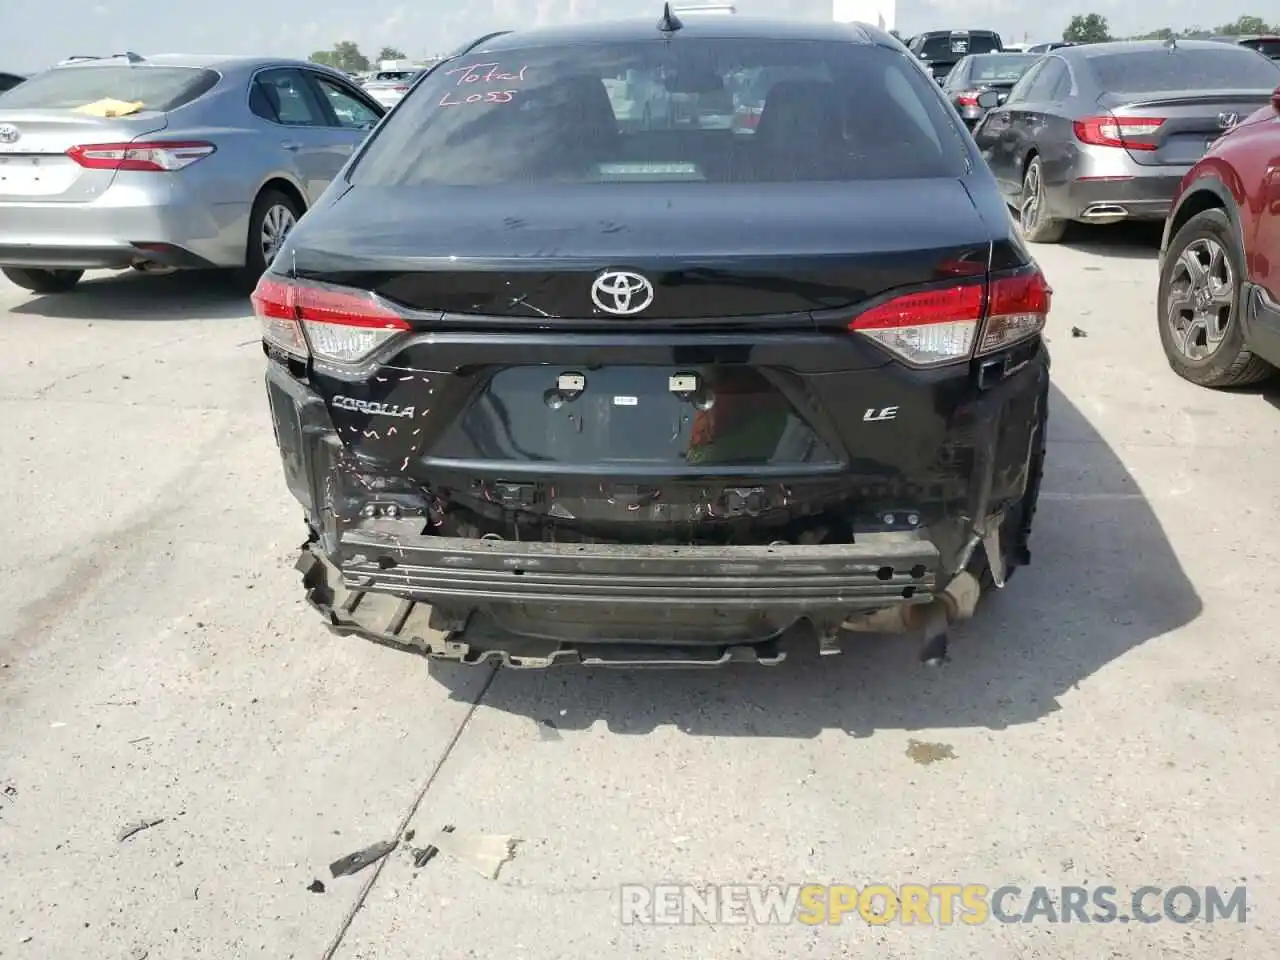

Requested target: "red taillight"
[
  {"left": 251, "top": 275, "right": 411, "bottom": 364},
  {"left": 1072, "top": 115, "right": 1164, "bottom": 150},
  {"left": 66, "top": 140, "right": 216, "bottom": 171},
  {"left": 955, "top": 92, "right": 980, "bottom": 106},
  {"left": 978, "top": 269, "right": 1052, "bottom": 354},
  {"left": 848, "top": 267, "right": 1050, "bottom": 367}
]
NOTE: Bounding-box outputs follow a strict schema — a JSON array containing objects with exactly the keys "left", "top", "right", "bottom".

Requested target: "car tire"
[
  {"left": 1018, "top": 157, "right": 1067, "bottom": 244},
  {"left": 240, "top": 188, "right": 303, "bottom": 286},
  {"left": 2, "top": 267, "right": 84, "bottom": 294},
  {"left": 1157, "top": 208, "right": 1272, "bottom": 389}
]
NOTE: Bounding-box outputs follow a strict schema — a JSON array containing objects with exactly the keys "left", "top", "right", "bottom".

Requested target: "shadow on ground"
[
  {"left": 9, "top": 270, "right": 249, "bottom": 321},
  {"left": 429, "top": 384, "right": 1201, "bottom": 736},
  {"left": 1060, "top": 220, "right": 1163, "bottom": 261}
]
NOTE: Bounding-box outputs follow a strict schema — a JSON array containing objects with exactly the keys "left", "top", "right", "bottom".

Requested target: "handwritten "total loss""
[{"left": 438, "top": 62, "right": 530, "bottom": 108}]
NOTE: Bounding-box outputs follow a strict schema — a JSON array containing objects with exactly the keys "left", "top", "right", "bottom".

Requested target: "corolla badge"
[
  {"left": 331, "top": 395, "right": 415, "bottom": 418},
  {"left": 1217, "top": 112, "right": 1239, "bottom": 129},
  {"left": 0, "top": 124, "right": 20, "bottom": 145},
  {"left": 591, "top": 270, "right": 654, "bottom": 316}
]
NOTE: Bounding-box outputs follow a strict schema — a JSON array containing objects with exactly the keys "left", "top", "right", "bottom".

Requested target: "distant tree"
[
  {"left": 1064, "top": 13, "right": 1112, "bottom": 43},
  {"left": 378, "top": 46, "right": 407, "bottom": 61},
  {"left": 1214, "top": 15, "right": 1270, "bottom": 35},
  {"left": 1128, "top": 26, "right": 1175, "bottom": 40},
  {"left": 307, "top": 41, "right": 369, "bottom": 73}
]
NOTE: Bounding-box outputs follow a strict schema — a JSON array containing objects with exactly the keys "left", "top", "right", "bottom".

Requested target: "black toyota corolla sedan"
[{"left": 256, "top": 10, "right": 1053, "bottom": 668}]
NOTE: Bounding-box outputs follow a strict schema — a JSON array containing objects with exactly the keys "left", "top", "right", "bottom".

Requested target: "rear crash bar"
[{"left": 295, "top": 531, "right": 946, "bottom": 668}]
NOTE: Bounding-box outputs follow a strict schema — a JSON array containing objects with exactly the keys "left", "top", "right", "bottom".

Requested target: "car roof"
[
  {"left": 49, "top": 53, "right": 325, "bottom": 73},
  {"left": 916, "top": 29, "right": 1000, "bottom": 37},
  {"left": 470, "top": 16, "right": 884, "bottom": 51},
  {"left": 1060, "top": 38, "right": 1255, "bottom": 59}
]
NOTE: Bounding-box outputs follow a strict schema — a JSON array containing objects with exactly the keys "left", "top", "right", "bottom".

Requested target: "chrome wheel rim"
[
  {"left": 1020, "top": 163, "right": 1042, "bottom": 233},
  {"left": 260, "top": 204, "right": 297, "bottom": 262},
  {"left": 1165, "top": 237, "right": 1234, "bottom": 361}
]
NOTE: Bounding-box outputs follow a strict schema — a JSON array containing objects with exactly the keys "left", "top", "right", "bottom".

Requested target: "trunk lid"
[
  {"left": 294, "top": 179, "right": 991, "bottom": 321},
  {"left": 289, "top": 179, "right": 1002, "bottom": 532},
  {"left": 0, "top": 109, "right": 168, "bottom": 201},
  {"left": 1100, "top": 90, "right": 1274, "bottom": 166}
]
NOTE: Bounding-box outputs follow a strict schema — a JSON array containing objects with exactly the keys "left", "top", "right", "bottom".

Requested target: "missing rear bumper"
[{"left": 296, "top": 529, "right": 943, "bottom": 668}]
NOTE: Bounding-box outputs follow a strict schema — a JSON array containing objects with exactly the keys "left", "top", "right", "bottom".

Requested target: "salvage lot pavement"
[{"left": 1, "top": 227, "right": 1277, "bottom": 959}]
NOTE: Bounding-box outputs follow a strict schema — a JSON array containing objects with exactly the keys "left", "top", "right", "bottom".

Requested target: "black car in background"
[
  {"left": 1209, "top": 34, "right": 1280, "bottom": 59},
  {"left": 0, "top": 72, "right": 25, "bottom": 94},
  {"left": 908, "top": 29, "right": 1004, "bottom": 82},
  {"left": 1026, "top": 41, "right": 1077, "bottom": 54},
  {"left": 257, "top": 14, "right": 1052, "bottom": 668},
  {"left": 942, "top": 52, "right": 1040, "bottom": 126}
]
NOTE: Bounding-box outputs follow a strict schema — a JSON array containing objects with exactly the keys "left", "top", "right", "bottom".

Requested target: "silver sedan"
[
  {"left": 972, "top": 40, "right": 1280, "bottom": 243},
  {"left": 0, "top": 53, "right": 386, "bottom": 293}
]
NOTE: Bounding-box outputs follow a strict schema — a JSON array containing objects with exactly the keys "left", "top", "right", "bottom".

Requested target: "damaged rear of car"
[{"left": 258, "top": 17, "right": 1052, "bottom": 668}]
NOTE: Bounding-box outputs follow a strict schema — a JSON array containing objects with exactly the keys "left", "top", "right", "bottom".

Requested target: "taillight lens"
[
  {"left": 66, "top": 140, "right": 216, "bottom": 171},
  {"left": 848, "top": 266, "right": 1050, "bottom": 366},
  {"left": 955, "top": 92, "right": 979, "bottom": 106},
  {"left": 978, "top": 268, "right": 1052, "bottom": 354},
  {"left": 251, "top": 276, "right": 411, "bottom": 364},
  {"left": 1072, "top": 115, "right": 1164, "bottom": 150},
  {"left": 850, "top": 284, "right": 983, "bottom": 366}
]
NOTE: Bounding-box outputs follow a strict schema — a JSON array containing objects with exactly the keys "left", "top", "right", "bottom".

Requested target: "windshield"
[
  {"left": 351, "top": 39, "right": 967, "bottom": 186},
  {"left": 372, "top": 71, "right": 417, "bottom": 81},
  {"left": 969, "top": 54, "right": 1039, "bottom": 82},
  {"left": 1089, "top": 48, "right": 1280, "bottom": 92},
  {"left": 0, "top": 65, "right": 218, "bottom": 110},
  {"left": 919, "top": 33, "right": 1001, "bottom": 59}
]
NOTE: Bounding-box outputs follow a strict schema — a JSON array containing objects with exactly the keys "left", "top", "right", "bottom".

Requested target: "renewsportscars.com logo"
[{"left": 619, "top": 883, "right": 1249, "bottom": 926}]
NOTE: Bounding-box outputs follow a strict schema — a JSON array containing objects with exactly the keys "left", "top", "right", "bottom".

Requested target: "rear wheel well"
[
  {"left": 1168, "top": 190, "right": 1225, "bottom": 242},
  {"left": 1021, "top": 149, "right": 1039, "bottom": 179},
  {"left": 258, "top": 178, "right": 306, "bottom": 216}
]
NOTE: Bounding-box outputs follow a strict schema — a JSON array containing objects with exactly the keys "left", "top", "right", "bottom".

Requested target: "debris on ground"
[
  {"left": 906, "top": 740, "right": 956, "bottom": 765},
  {"left": 537, "top": 718, "right": 562, "bottom": 741},
  {"left": 307, "top": 879, "right": 326, "bottom": 893},
  {"left": 409, "top": 824, "right": 454, "bottom": 868},
  {"left": 329, "top": 839, "right": 398, "bottom": 878},
  {"left": 118, "top": 818, "right": 165, "bottom": 842},
  {"left": 432, "top": 827, "right": 521, "bottom": 880},
  {"left": 1071, "top": 326, "right": 1088, "bottom": 338}
]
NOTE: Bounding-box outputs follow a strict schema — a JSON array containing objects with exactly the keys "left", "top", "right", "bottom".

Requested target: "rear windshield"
[
  {"left": 351, "top": 39, "right": 967, "bottom": 186},
  {"left": 969, "top": 54, "right": 1039, "bottom": 82},
  {"left": 1089, "top": 48, "right": 1280, "bottom": 93},
  {"left": 0, "top": 65, "right": 219, "bottom": 111},
  {"left": 1239, "top": 38, "right": 1280, "bottom": 59},
  {"left": 919, "top": 33, "right": 1001, "bottom": 59},
  {"left": 372, "top": 71, "right": 417, "bottom": 81}
]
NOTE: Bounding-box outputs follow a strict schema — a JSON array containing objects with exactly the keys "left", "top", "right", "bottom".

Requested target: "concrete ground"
[{"left": 0, "top": 224, "right": 1275, "bottom": 959}]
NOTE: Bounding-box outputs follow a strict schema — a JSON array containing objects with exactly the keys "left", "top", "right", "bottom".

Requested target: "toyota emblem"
[
  {"left": 0, "top": 124, "right": 19, "bottom": 145},
  {"left": 591, "top": 270, "right": 654, "bottom": 316},
  {"left": 1217, "top": 112, "right": 1239, "bottom": 129}
]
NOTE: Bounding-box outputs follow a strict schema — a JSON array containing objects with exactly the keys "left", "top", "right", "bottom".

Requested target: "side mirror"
[{"left": 976, "top": 90, "right": 1001, "bottom": 109}]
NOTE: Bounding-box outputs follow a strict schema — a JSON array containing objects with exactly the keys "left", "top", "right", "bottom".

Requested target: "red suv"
[{"left": 1158, "top": 85, "right": 1280, "bottom": 387}]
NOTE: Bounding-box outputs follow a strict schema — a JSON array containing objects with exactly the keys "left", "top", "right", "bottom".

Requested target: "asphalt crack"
[{"left": 320, "top": 664, "right": 500, "bottom": 960}]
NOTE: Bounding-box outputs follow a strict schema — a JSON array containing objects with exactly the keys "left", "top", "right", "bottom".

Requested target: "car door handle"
[{"left": 281, "top": 141, "right": 302, "bottom": 152}]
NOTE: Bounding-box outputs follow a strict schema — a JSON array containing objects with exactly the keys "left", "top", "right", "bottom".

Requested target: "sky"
[{"left": 3, "top": 0, "right": 1273, "bottom": 73}]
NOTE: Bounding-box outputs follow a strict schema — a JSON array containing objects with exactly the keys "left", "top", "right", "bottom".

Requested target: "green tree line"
[
  {"left": 307, "top": 43, "right": 426, "bottom": 73},
  {"left": 1064, "top": 13, "right": 1278, "bottom": 43}
]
